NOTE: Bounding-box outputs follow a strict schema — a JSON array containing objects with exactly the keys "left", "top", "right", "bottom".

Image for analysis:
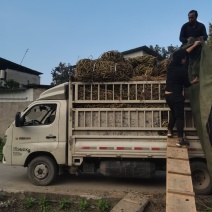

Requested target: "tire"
[
  {"left": 27, "top": 156, "right": 58, "bottom": 186},
  {"left": 191, "top": 161, "right": 212, "bottom": 195}
]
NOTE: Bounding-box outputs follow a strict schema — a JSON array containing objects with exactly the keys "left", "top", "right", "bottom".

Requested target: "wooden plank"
[
  {"left": 166, "top": 137, "right": 196, "bottom": 212},
  {"left": 167, "top": 158, "right": 191, "bottom": 175},
  {"left": 167, "top": 146, "right": 189, "bottom": 160},
  {"left": 167, "top": 137, "right": 179, "bottom": 147},
  {"left": 166, "top": 193, "right": 196, "bottom": 212},
  {"left": 167, "top": 172, "right": 194, "bottom": 193}
]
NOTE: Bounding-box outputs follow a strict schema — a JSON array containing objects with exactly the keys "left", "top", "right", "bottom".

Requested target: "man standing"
[
  {"left": 165, "top": 41, "right": 200, "bottom": 147},
  {"left": 179, "top": 10, "right": 208, "bottom": 44}
]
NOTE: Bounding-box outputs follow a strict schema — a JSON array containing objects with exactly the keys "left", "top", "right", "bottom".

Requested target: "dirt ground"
[
  {"left": 0, "top": 191, "right": 212, "bottom": 212},
  {"left": 144, "top": 193, "right": 212, "bottom": 212}
]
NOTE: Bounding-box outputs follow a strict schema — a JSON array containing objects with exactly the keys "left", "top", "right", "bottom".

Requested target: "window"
[{"left": 23, "top": 104, "right": 57, "bottom": 126}]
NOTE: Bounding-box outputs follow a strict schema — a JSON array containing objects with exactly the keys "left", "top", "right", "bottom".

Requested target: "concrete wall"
[
  {"left": 6, "top": 69, "right": 40, "bottom": 85},
  {"left": 0, "top": 88, "right": 34, "bottom": 102},
  {"left": 123, "top": 50, "right": 147, "bottom": 58},
  {"left": 0, "top": 88, "right": 46, "bottom": 138}
]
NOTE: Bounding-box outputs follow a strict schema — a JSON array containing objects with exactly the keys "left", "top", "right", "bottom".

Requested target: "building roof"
[
  {"left": 25, "top": 84, "right": 52, "bottom": 89},
  {"left": 0, "top": 57, "right": 42, "bottom": 75},
  {"left": 122, "top": 45, "right": 163, "bottom": 60}
]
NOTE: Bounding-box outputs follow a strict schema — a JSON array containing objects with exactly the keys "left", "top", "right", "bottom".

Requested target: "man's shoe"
[
  {"left": 167, "top": 130, "right": 173, "bottom": 137},
  {"left": 176, "top": 138, "right": 189, "bottom": 147}
]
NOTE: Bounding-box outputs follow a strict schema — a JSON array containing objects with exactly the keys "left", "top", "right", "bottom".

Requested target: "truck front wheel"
[
  {"left": 191, "top": 161, "right": 212, "bottom": 195},
  {"left": 27, "top": 156, "right": 58, "bottom": 186}
]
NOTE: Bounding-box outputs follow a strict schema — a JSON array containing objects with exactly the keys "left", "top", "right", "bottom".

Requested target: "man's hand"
[
  {"left": 187, "top": 37, "right": 193, "bottom": 42},
  {"left": 186, "top": 41, "right": 201, "bottom": 53},
  {"left": 191, "top": 77, "right": 199, "bottom": 84},
  {"left": 197, "top": 36, "right": 204, "bottom": 41},
  {"left": 193, "top": 41, "right": 201, "bottom": 47}
]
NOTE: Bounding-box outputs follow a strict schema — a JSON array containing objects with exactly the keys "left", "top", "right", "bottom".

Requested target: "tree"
[
  {"left": 206, "top": 22, "right": 212, "bottom": 50},
  {"left": 4, "top": 79, "right": 20, "bottom": 89},
  {"left": 149, "top": 44, "right": 178, "bottom": 59},
  {"left": 51, "top": 62, "right": 75, "bottom": 86}
]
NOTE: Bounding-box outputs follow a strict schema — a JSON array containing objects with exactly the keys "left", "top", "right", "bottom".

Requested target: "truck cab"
[{"left": 3, "top": 83, "right": 68, "bottom": 185}]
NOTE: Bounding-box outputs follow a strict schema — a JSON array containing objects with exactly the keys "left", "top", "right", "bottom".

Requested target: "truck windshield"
[{"left": 23, "top": 104, "right": 57, "bottom": 126}]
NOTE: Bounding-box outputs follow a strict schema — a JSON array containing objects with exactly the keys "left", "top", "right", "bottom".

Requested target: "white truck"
[{"left": 3, "top": 80, "right": 212, "bottom": 194}]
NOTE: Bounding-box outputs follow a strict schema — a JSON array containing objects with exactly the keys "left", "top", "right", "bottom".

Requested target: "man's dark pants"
[{"left": 165, "top": 93, "right": 185, "bottom": 138}]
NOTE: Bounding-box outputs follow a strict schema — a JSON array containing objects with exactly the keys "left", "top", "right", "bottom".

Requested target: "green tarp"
[{"left": 188, "top": 42, "right": 212, "bottom": 182}]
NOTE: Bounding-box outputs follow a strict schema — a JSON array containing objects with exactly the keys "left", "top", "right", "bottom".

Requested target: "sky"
[{"left": 1, "top": 1, "right": 212, "bottom": 85}]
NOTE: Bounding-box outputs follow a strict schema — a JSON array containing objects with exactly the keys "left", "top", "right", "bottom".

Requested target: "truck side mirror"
[{"left": 15, "top": 112, "right": 23, "bottom": 127}]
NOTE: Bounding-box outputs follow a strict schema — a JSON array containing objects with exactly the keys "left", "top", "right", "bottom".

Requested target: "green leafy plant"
[
  {"left": 4, "top": 200, "right": 12, "bottom": 208},
  {"left": 0, "top": 138, "right": 4, "bottom": 163},
  {"left": 39, "top": 196, "right": 49, "bottom": 212},
  {"left": 0, "top": 194, "right": 2, "bottom": 201},
  {"left": 59, "top": 198, "right": 71, "bottom": 210},
  {"left": 24, "top": 197, "right": 36, "bottom": 208},
  {"left": 4, "top": 79, "right": 20, "bottom": 89},
  {"left": 79, "top": 199, "right": 89, "bottom": 211},
  {"left": 97, "top": 199, "right": 109, "bottom": 212}
]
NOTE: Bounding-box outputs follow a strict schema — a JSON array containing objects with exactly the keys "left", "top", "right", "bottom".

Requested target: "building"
[
  {"left": 122, "top": 45, "right": 163, "bottom": 61},
  {"left": 0, "top": 57, "right": 50, "bottom": 138},
  {"left": 0, "top": 57, "right": 42, "bottom": 87}
]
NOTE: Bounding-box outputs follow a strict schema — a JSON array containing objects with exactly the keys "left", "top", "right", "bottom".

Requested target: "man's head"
[
  {"left": 188, "top": 10, "right": 198, "bottom": 25},
  {"left": 172, "top": 49, "right": 187, "bottom": 65}
]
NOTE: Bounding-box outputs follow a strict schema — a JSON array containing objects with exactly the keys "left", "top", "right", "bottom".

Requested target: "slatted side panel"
[
  {"left": 72, "top": 81, "right": 190, "bottom": 103},
  {"left": 166, "top": 138, "right": 196, "bottom": 212},
  {"left": 72, "top": 108, "right": 196, "bottom": 131},
  {"left": 72, "top": 81, "right": 167, "bottom": 103}
]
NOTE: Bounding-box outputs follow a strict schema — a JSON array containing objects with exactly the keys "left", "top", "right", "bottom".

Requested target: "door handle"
[{"left": 46, "top": 135, "right": 56, "bottom": 139}]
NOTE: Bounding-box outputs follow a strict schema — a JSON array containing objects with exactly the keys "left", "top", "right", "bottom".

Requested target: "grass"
[
  {"left": 23, "top": 197, "right": 36, "bottom": 209},
  {"left": 97, "top": 199, "right": 110, "bottom": 212},
  {"left": 0, "top": 191, "right": 119, "bottom": 212},
  {"left": 39, "top": 196, "right": 49, "bottom": 212},
  {"left": 79, "top": 199, "right": 90, "bottom": 211},
  {"left": 58, "top": 198, "right": 71, "bottom": 210}
]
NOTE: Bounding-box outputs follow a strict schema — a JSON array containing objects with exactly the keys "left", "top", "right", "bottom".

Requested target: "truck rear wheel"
[
  {"left": 191, "top": 161, "right": 212, "bottom": 195},
  {"left": 27, "top": 156, "right": 58, "bottom": 186}
]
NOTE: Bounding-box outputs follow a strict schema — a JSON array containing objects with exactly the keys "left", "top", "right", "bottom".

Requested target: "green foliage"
[
  {"left": 97, "top": 199, "right": 109, "bottom": 212},
  {"left": 58, "top": 198, "right": 71, "bottom": 210},
  {"left": 0, "top": 190, "right": 3, "bottom": 201},
  {"left": 0, "top": 138, "right": 4, "bottom": 163},
  {"left": 4, "top": 79, "right": 20, "bottom": 89},
  {"left": 4, "top": 200, "right": 12, "bottom": 208},
  {"left": 39, "top": 196, "right": 49, "bottom": 212},
  {"left": 79, "top": 199, "right": 90, "bottom": 211},
  {"left": 206, "top": 22, "right": 212, "bottom": 50},
  {"left": 149, "top": 44, "right": 179, "bottom": 59},
  {"left": 51, "top": 62, "right": 75, "bottom": 86},
  {"left": 24, "top": 197, "right": 36, "bottom": 208}
]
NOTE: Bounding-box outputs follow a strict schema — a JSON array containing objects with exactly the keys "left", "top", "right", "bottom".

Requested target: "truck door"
[{"left": 12, "top": 102, "right": 60, "bottom": 165}]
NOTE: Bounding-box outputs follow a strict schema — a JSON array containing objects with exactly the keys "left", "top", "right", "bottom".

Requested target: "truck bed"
[{"left": 68, "top": 81, "right": 204, "bottom": 160}]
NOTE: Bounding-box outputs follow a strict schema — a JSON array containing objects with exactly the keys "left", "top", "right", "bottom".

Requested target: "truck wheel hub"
[
  {"left": 34, "top": 164, "right": 48, "bottom": 179},
  {"left": 192, "top": 169, "right": 210, "bottom": 189}
]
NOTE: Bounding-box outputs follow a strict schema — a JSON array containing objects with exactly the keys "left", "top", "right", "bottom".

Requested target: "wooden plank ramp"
[{"left": 166, "top": 137, "right": 197, "bottom": 212}]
